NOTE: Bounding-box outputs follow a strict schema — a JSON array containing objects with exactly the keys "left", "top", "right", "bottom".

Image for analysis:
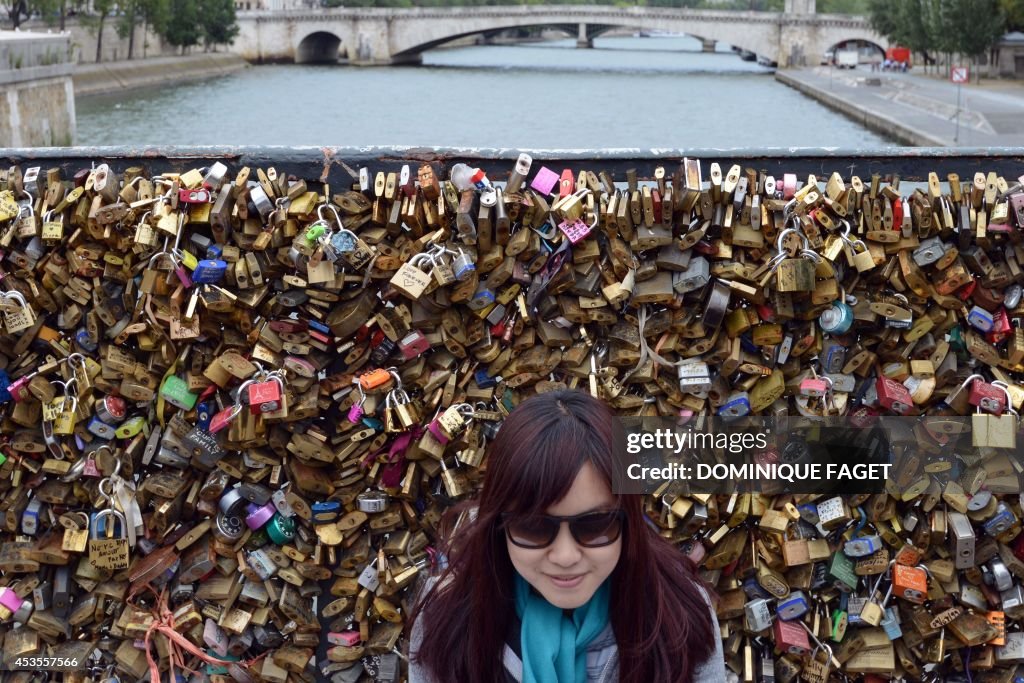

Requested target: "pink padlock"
[
  {"left": 530, "top": 166, "right": 560, "bottom": 196},
  {"left": 0, "top": 587, "right": 23, "bottom": 613},
  {"left": 328, "top": 631, "right": 362, "bottom": 647},
  {"left": 800, "top": 377, "right": 829, "bottom": 398},
  {"left": 8, "top": 374, "right": 33, "bottom": 402},
  {"left": 347, "top": 402, "right": 365, "bottom": 424}
]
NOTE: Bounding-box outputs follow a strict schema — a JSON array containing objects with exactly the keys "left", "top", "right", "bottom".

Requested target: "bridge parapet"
[{"left": 232, "top": 5, "right": 883, "bottom": 67}]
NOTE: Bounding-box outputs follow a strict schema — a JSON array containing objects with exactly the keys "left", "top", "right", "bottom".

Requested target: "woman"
[{"left": 408, "top": 389, "right": 725, "bottom": 683}]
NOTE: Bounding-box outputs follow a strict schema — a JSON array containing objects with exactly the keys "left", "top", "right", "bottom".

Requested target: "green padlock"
[
  {"left": 827, "top": 551, "right": 858, "bottom": 593},
  {"left": 266, "top": 513, "right": 296, "bottom": 545},
  {"left": 115, "top": 415, "right": 148, "bottom": 439},
  {"left": 160, "top": 375, "right": 198, "bottom": 411}
]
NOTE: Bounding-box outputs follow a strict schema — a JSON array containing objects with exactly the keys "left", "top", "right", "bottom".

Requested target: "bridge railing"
[
  {"left": 3, "top": 145, "right": 1024, "bottom": 681},
  {"left": 2, "top": 146, "right": 1022, "bottom": 183}
]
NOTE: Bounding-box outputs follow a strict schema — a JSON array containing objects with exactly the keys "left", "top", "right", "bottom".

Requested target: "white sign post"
[{"left": 951, "top": 66, "right": 969, "bottom": 144}]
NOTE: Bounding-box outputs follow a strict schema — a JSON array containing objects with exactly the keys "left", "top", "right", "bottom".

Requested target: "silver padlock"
[
  {"left": 912, "top": 236, "right": 947, "bottom": 266},
  {"left": 453, "top": 248, "right": 476, "bottom": 281},
  {"left": 677, "top": 361, "right": 713, "bottom": 394},
  {"left": 745, "top": 598, "right": 773, "bottom": 632},
  {"left": 672, "top": 256, "right": 710, "bottom": 294},
  {"left": 948, "top": 511, "right": 976, "bottom": 569}
]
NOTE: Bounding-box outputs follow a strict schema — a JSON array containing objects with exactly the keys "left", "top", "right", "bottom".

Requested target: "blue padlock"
[
  {"left": 311, "top": 501, "right": 341, "bottom": 523},
  {"left": 361, "top": 416, "right": 384, "bottom": 431},
  {"left": 967, "top": 305, "right": 995, "bottom": 332},
  {"left": 844, "top": 534, "right": 883, "bottom": 557},
  {"left": 475, "top": 368, "right": 498, "bottom": 389},
  {"left": 308, "top": 320, "right": 331, "bottom": 336},
  {"left": 739, "top": 334, "right": 759, "bottom": 355},
  {"left": 86, "top": 416, "right": 116, "bottom": 440},
  {"left": 776, "top": 590, "right": 809, "bottom": 621},
  {"left": 718, "top": 392, "right": 751, "bottom": 418},
  {"left": 90, "top": 510, "right": 124, "bottom": 538},
  {"left": 205, "top": 244, "right": 223, "bottom": 260},
  {"left": 880, "top": 606, "right": 902, "bottom": 640},
  {"left": 0, "top": 369, "right": 11, "bottom": 404},
  {"left": 742, "top": 577, "right": 772, "bottom": 601},
  {"left": 196, "top": 401, "right": 212, "bottom": 431},
  {"left": 466, "top": 287, "right": 496, "bottom": 312},
  {"left": 76, "top": 327, "right": 98, "bottom": 353},
  {"left": 846, "top": 595, "right": 867, "bottom": 626},
  {"left": 984, "top": 502, "right": 1018, "bottom": 536},
  {"left": 192, "top": 259, "right": 228, "bottom": 284},
  {"left": 797, "top": 503, "right": 820, "bottom": 526}
]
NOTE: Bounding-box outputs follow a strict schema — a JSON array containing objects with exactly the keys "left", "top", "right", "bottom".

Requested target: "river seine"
[{"left": 76, "top": 35, "right": 895, "bottom": 149}]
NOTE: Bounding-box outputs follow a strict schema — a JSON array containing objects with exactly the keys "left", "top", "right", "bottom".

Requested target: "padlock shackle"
[
  {"left": 990, "top": 380, "right": 1019, "bottom": 416},
  {"left": 60, "top": 455, "right": 88, "bottom": 483}
]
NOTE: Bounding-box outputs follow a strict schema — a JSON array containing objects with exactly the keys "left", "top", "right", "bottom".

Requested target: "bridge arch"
[
  {"left": 822, "top": 37, "right": 886, "bottom": 63},
  {"left": 296, "top": 31, "right": 344, "bottom": 64},
  {"left": 389, "top": 16, "right": 776, "bottom": 63}
]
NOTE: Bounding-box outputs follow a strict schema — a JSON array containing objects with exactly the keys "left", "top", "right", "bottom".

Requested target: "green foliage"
[
  {"left": 868, "top": 0, "right": 1005, "bottom": 56},
  {"left": 1002, "top": 0, "right": 1024, "bottom": 30},
  {"left": 818, "top": 0, "right": 868, "bottom": 12},
  {"left": 199, "top": 0, "right": 239, "bottom": 47},
  {"left": 164, "top": 0, "right": 201, "bottom": 49}
]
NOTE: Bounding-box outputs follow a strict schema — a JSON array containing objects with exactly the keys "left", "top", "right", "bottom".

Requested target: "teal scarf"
[{"left": 514, "top": 573, "right": 611, "bottom": 683}]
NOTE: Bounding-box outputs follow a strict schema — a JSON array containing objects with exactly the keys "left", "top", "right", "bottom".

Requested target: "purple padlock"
[
  {"left": 245, "top": 502, "right": 275, "bottom": 530},
  {"left": 174, "top": 263, "right": 193, "bottom": 288},
  {"left": 347, "top": 402, "right": 364, "bottom": 423}
]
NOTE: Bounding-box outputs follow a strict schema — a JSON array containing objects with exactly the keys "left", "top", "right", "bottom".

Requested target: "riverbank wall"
[{"left": 73, "top": 52, "right": 248, "bottom": 97}]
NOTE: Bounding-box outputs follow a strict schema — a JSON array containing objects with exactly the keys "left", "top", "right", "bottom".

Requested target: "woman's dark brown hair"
[{"left": 408, "top": 389, "right": 716, "bottom": 682}]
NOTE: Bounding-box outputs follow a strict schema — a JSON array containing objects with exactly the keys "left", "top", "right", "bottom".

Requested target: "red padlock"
[
  {"left": 849, "top": 405, "right": 880, "bottom": 429},
  {"left": 987, "top": 308, "right": 1012, "bottom": 345},
  {"left": 248, "top": 379, "right": 282, "bottom": 414},
  {"left": 209, "top": 405, "right": 241, "bottom": 433},
  {"left": 876, "top": 376, "right": 914, "bottom": 415},
  {"left": 969, "top": 380, "right": 1007, "bottom": 415},
  {"left": 397, "top": 330, "right": 431, "bottom": 361},
  {"left": 772, "top": 619, "right": 810, "bottom": 655}
]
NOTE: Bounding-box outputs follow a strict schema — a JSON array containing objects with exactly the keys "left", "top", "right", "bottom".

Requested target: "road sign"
[{"left": 951, "top": 66, "right": 969, "bottom": 83}]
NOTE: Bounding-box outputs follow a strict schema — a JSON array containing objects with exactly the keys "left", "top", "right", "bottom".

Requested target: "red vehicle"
[{"left": 886, "top": 46, "right": 911, "bottom": 67}]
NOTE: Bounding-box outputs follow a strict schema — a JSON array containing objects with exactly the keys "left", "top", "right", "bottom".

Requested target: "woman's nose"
[{"left": 547, "top": 521, "right": 583, "bottom": 566}]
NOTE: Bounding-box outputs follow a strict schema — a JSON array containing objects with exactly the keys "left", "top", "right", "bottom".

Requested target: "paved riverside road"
[{"left": 779, "top": 66, "right": 1024, "bottom": 148}]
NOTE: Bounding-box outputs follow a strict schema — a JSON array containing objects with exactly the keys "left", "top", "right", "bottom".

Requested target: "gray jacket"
[{"left": 407, "top": 580, "right": 727, "bottom": 683}]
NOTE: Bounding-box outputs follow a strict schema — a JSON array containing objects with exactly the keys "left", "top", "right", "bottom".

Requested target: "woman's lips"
[{"left": 547, "top": 574, "right": 585, "bottom": 588}]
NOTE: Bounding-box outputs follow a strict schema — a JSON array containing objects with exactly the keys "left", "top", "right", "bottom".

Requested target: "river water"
[{"left": 76, "top": 36, "right": 896, "bottom": 149}]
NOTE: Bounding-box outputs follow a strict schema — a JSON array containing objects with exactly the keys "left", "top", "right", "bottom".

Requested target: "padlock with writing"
[{"left": 390, "top": 253, "right": 433, "bottom": 300}]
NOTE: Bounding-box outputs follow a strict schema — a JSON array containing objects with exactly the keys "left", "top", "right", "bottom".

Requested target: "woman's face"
[{"left": 507, "top": 461, "right": 622, "bottom": 610}]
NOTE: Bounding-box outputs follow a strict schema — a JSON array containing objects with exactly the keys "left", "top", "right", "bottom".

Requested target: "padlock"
[{"left": 390, "top": 254, "right": 434, "bottom": 299}]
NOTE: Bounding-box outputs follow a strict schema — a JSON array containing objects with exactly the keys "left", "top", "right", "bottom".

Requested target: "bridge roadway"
[{"left": 232, "top": 5, "right": 884, "bottom": 68}]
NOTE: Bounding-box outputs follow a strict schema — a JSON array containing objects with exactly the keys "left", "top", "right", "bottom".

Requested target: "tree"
[
  {"left": 5, "top": 0, "right": 27, "bottom": 28},
  {"left": 199, "top": 0, "right": 239, "bottom": 50},
  {"left": 164, "top": 0, "right": 201, "bottom": 53},
  {"left": 80, "top": 0, "right": 115, "bottom": 62},
  {"left": 1002, "top": 0, "right": 1024, "bottom": 30}
]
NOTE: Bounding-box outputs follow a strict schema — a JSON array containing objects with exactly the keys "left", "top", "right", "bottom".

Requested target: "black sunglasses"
[{"left": 500, "top": 509, "right": 626, "bottom": 549}]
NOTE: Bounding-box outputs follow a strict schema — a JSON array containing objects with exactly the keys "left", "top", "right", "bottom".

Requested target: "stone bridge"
[{"left": 232, "top": 4, "right": 885, "bottom": 68}]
